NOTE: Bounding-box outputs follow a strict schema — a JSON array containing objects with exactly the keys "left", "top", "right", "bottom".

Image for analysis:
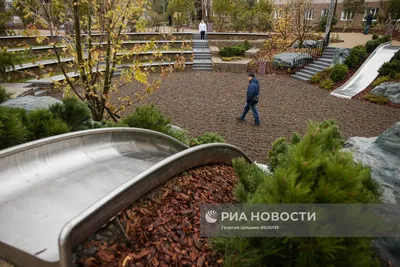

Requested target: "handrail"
[{"left": 292, "top": 39, "right": 327, "bottom": 71}]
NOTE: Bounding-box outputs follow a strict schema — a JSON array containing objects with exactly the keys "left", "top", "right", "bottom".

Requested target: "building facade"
[{"left": 273, "top": 0, "right": 393, "bottom": 29}]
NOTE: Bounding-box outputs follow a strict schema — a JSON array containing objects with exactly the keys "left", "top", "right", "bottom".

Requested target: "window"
[
  {"left": 305, "top": 10, "right": 315, "bottom": 20},
  {"left": 321, "top": 9, "right": 329, "bottom": 17},
  {"left": 363, "top": 8, "right": 379, "bottom": 21},
  {"left": 341, "top": 11, "right": 353, "bottom": 21},
  {"left": 274, "top": 10, "right": 282, "bottom": 19}
]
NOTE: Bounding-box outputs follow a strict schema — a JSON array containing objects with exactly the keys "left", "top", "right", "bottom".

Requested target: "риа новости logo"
[{"left": 205, "top": 210, "right": 218, "bottom": 223}]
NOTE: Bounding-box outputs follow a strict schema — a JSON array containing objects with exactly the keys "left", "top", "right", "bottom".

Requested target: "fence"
[{"left": 292, "top": 39, "right": 326, "bottom": 71}]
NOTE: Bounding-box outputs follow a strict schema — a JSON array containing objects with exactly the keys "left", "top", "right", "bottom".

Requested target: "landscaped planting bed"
[{"left": 73, "top": 164, "right": 237, "bottom": 267}]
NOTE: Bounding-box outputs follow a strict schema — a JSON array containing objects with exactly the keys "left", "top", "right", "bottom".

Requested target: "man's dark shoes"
[
  {"left": 236, "top": 117, "right": 245, "bottom": 122},
  {"left": 251, "top": 123, "right": 260, "bottom": 127}
]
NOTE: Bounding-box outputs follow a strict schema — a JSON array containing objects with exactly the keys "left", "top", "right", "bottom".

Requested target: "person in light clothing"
[{"left": 199, "top": 20, "right": 207, "bottom": 41}]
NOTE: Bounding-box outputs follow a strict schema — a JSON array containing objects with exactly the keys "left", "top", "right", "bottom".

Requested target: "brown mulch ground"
[
  {"left": 115, "top": 71, "right": 400, "bottom": 163},
  {"left": 74, "top": 164, "right": 238, "bottom": 267}
]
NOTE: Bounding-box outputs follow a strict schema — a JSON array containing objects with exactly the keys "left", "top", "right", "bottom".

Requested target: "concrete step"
[
  {"left": 313, "top": 61, "right": 331, "bottom": 68},
  {"left": 305, "top": 65, "right": 325, "bottom": 73},
  {"left": 194, "top": 55, "right": 212, "bottom": 59},
  {"left": 298, "top": 68, "right": 317, "bottom": 76},
  {"left": 34, "top": 89, "right": 48, "bottom": 96},
  {"left": 317, "top": 58, "right": 333, "bottom": 64},
  {"left": 292, "top": 74, "right": 309, "bottom": 81},
  {"left": 293, "top": 72, "right": 312, "bottom": 80},
  {"left": 322, "top": 55, "right": 334, "bottom": 60}
]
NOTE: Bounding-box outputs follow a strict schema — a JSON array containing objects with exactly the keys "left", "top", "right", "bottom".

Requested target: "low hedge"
[{"left": 219, "top": 40, "right": 251, "bottom": 57}]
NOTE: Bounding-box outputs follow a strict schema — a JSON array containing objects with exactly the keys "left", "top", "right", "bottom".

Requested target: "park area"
[{"left": 1, "top": 0, "right": 400, "bottom": 266}]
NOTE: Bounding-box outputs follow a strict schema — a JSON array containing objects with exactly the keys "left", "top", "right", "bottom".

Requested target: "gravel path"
[{"left": 119, "top": 71, "right": 400, "bottom": 163}]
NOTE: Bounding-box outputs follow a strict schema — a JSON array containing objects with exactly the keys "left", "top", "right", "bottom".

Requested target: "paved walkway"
[{"left": 329, "top": 32, "right": 400, "bottom": 48}]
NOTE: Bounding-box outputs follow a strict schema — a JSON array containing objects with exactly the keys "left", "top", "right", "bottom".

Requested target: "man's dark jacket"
[
  {"left": 246, "top": 77, "right": 260, "bottom": 105},
  {"left": 366, "top": 14, "right": 373, "bottom": 25}
]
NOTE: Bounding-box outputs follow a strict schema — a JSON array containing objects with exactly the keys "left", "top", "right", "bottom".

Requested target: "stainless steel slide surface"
[
  {"left": 330, "top": 43, "right": 400, "bottom": 99},
  {"left": 0, "top": 128, "right": 252, "bottom": 267}
]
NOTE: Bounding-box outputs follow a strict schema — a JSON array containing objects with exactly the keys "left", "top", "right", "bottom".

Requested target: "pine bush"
[
  {"left": 213, "top": 120, "right": 382, "bottom": 267},
  {"left": 330, "top": 64, "right": 348, "bottom": 82},
  {"left": 321, "top": 78, "right": 334, "bottom": 90},
  {"left": 371, "top": 76, "right": 390, "bottom": 87},
  {"left": 189, "top": 132, "right": 224, "bottom": 147},
  {"left": 49, "top": 97, "right": 92, "bottom": 131},
  {"left": 378, "top": 60, "right": 400, "bottom": 77},
  {"left": 365, "top": 40, "right": 381, "bottom": 53},
  {"left": 362, "top": 94, "right": 390, "bottom": 104},
  {"left": 392, "top": 50, "right": 400, "bottom": 61},
  {"left": 0, "top": 106, "right": 29, "bottom": 150},
  {"left": 25, "top": 109, "right": 70, "bottom": 140},
  {"left": 168, "top": 128, "right": 190, "bottom": 145},
  {"left": 0, "top": 85, "right": 12, "bottom": 103},
  {"left": 121, "top": 105, "right": 172, "bottom": 134}
]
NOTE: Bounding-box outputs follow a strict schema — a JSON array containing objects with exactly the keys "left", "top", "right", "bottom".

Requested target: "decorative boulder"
[
  {"left": 341, "top": 121, "right": 400, "bottom": 267},
  {"left": 0, "top": 95, "right": 61, "bottom": 111},
  {"left": 371, "top": 82, "right": 400, "bottom": 104},
  {"left": 375, "top": 121, "right": 400, "bottom": 155},
  {"left": 292, "top": 40, "right": 319, "bottom": 49},
  {"left": 273, "top": 53, "right": 312, "bottom": 69},
  {"left": 332, "top": 48, "right": 350, "bottom": 65}
]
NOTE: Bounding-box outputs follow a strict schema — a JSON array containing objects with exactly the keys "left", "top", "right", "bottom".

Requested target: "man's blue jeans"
[
  {"left": 364, "top": 25, "right": 371, "bottom": 34},
  {"left": 240, "top": 103, "right": 260, "bottom": 125}
]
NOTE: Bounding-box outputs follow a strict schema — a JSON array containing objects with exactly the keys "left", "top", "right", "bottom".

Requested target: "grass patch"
[
  {"left": 221, "top": 56, "right": 243, "bottom": 61},
  {"left": 363, "top": 94, "right": 390, "bottom": 104}
]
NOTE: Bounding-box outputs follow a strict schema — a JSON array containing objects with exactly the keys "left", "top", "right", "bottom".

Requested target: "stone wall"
[{"left": 212, "top": 59, "right": 251, "bottom": 73}]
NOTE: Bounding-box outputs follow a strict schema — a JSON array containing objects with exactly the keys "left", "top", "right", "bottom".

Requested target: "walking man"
[
  {"left": 237, "top": 73, "right": 260, "bottom": 126},
  {"left": 199, "top": 20, "right": 207, "bottom": 41},
  {"left": 364, "top": 11, "right": 373, "bottom": 35}
]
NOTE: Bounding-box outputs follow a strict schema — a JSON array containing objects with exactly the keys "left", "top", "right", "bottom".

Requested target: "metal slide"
[
  {"left": 330, "top": 42, "right": 400, "bottom": 99},
  {"left": 0, "top": 128, "right": 252, "bottom": 267}
]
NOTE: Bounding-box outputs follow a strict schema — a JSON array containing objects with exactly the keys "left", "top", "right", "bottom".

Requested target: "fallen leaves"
[{"left": 76, "top": 165, "right": 238, "bottom": 266}]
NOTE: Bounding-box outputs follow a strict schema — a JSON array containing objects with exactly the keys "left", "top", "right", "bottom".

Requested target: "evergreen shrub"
[
  {"left": 49, "top": 97, "right": 92, "bottom": 131},
  {"left": 0, "top": 86, "right": 12, "bottom": 103},
  {"left": 212, "top": 120, "right": 382, "bottom": 267},
  {"left": 0, "top": 106, "right": 29, "bottom": 150},
  {"left": 309, "top": 68, "right": 332, "bottom": 84},
  {"left": 371, "top": 76, "right": 390, "bottom": 87},
  {"left": 321, "top": 78, "right": 334, "bottom": 90},
  {"left": 330, "top": 64, "right": 348, "bottom": 82},
  {"left": 378, "top": 60, "right": 400, "bottom": 77},
  {"left": 363, "top": 94, "right": 390, "bottom": 104},
  {"left": 25, "top": 109, "right": 69, "bottom": 140},
  {"left": 189, "top": 132, "right": 224, "bottom": 147},
  {"left": 219, "top": 41, "right": 251, "bottom": 57},
  {"left": 122, "top": 105, "right": 171, "bottom": 133}
]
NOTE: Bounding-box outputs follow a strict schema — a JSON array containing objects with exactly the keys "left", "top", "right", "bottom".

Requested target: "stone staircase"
[
  {"left": 192, "top": 33, "right": 213, "bottom": 71},
  {"left": 292, "top": 46, "right": 336, "bottom": 81}
]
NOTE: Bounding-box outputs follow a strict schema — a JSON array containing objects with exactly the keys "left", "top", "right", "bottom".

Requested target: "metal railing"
[{"left": 292, "top": 39, "right": 327, "bottom": 71}]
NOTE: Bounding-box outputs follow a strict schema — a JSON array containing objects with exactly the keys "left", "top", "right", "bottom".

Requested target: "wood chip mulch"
[{"left": 74, "top": 164, "right": 238, "bottom": 267}]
